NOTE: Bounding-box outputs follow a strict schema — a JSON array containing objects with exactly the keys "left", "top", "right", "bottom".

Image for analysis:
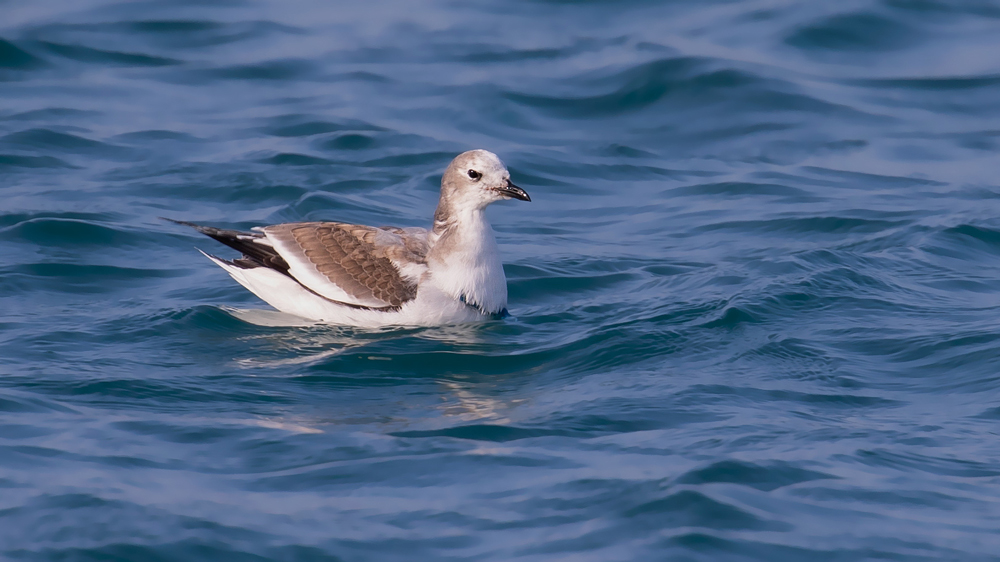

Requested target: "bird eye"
[{"left": 468, "top": 169, "right": 482, "bottom": 180}]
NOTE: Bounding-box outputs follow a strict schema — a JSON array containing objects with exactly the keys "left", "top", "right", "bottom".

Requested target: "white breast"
[{"left": 427, "top": 210, "right": 508, "bottom": 314}]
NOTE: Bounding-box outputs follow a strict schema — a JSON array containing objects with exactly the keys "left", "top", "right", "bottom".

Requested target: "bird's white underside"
[{"left": 204, "top": 251, "right": 486, "bottom": 327}]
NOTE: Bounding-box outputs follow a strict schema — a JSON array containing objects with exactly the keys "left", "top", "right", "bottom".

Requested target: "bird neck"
[
  {"left": 429, "top": 205, "right": 496, "bottom": 264},
  {"left": 427, "top": 205, "right": 507, "bottom": 314}
]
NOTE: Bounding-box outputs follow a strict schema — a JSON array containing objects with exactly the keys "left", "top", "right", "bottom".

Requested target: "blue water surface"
[{"left": 3, "top": 0, "right": 1000, "bottom": 560}]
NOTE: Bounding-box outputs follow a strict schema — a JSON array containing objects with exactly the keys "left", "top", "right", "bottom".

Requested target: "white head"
[{"left": 438, "top": 149, "right": 530, "bottom": 213}]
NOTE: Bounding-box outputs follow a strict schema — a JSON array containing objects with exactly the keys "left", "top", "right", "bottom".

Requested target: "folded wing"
[{"left": 263, "top": 222, "right": 428, "bottom": 309}]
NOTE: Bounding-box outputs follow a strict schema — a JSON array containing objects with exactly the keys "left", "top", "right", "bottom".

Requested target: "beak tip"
[{"left": 503, "top": 180, "right": 531, "bottom": 202}]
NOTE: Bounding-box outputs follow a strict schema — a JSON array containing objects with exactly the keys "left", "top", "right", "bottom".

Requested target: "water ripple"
[{"left": 3, "top": 0, "right": 1000, "bottom": 560}]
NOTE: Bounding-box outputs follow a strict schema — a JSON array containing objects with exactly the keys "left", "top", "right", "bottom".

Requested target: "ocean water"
[{"left": 3, "top": 0, "right": 1000, "bottom": 560}]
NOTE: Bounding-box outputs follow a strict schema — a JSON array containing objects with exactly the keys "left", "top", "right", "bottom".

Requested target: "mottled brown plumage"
[{"left": 264, "top": 222, "right": 424, "bottom": 308}]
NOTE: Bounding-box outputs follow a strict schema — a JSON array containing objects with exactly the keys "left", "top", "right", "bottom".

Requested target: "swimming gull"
[{"left": 166, "top": 149, "right": 530, "bottom": 326}]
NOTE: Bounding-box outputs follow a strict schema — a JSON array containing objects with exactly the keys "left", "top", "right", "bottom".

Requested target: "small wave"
[
  {"left": 37, "top": 40, "right": 180, "bottom": 67},
  {"left": 0, "top": 391, "right": 79, "bottom": 414},
  {"left": 112, "top": 130, "right": 201, "bottom": 143},
  {"left": 505, "top": 57, "right": 754, "bottom": 117},
  {"left": 320, "top": 133, "right": 379, "bottom": 151},
  {"left": 1, "top": 216, "right": 148, "bottom": 246},
  {"left": 884, "top": 0, "right": 1000, "bottom": 18},
  {"left": 853, "top": 74, "right": 1000, "bottom": 91},
  {"left": 0, "top": 38, "right": 45, "bottom": 70},
  {"left": 258, "top": 152, "right": 333, "bottom": 166},
  {"left": 669, "top": 181, "right": 815, "bottom": 200},
  {"left": 1, "top": 263, "right": 183, "bottom": 295},
  {"left": 785, "top": 12, "right": 919, "bottom": 53},
  {"left": 2, "top": 107, "right": 100, "bottom": 121},
  {"left": 942, "top": 224, "right": 1000, "bottom": 248},
  {"left": 0, "top": 154, "right": 76, "bottom": 169},
  {"left": 263, "top": 118, "right": 384, "bottom": 138},
  {"left": 449, "top": 36, "right": 624, "bottom": 63},
  {"left": 685, "top": 384, "right": 901, "bottom": 409},
  {"left": 187, "top": 59, "right": 318, "bottom": 82},
  {"left": 695, "top": 216, "right": 906, "bottom": 236},
  {"left": 504, "top": 55, "right": 871, "bottom": 125},
  {"left": 675, "top": 459, "right": 836, "bottom": 491},
  {"left": 851, "top": 448, "right": 1000, "bottom": 478},
  {"left": 30, "top": 19, "right": 301, "bottom": 49},
  {"left": 624, "top": 490, "right": 791, "bottom": 532},
  {"left": 0, "top": 128, "right": 134, "bottom": 160}
]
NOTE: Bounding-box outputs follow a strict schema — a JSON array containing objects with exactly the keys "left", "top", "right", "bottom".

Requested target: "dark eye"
[{"left": 468, "top": 169, "right": 482, "bottom": 180}]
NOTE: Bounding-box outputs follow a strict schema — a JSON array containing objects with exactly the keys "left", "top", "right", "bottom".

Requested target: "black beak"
[{"left": 497, "top": 179, "right": 531, "bottom": 202}]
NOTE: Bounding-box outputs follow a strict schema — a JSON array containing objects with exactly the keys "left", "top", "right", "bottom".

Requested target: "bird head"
[{"left": 440, "top": 149, "right": 530, "bottom": 211}]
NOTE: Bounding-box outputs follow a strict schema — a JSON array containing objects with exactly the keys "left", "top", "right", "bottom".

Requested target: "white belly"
[{"left": 207, "top": 254, "right": 487, "bottom": 327}]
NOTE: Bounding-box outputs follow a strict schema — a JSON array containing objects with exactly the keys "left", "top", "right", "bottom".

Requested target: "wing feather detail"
[{"left": 264, "top": 222, "right": 427, "bottom": 309}]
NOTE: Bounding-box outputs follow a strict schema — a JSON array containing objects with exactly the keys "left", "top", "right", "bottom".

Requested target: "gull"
[{"left": 167, "top": 149, "right": 530, "bottom": 326}]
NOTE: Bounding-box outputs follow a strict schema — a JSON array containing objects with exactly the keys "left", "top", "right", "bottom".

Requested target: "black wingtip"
[{"left": 160, "top": 218, "right": 218, "bottom": 236}]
